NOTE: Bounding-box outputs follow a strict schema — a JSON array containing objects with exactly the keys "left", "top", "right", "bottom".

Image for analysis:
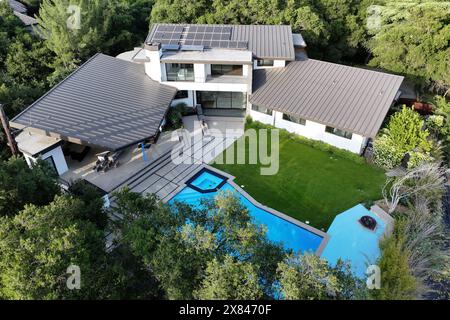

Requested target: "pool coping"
[
  {"left": 165, "top": 164, "right": 330, "bottom": 256},
  {"left": 185, "top": 169, "right": 229, "bottom": 194}
]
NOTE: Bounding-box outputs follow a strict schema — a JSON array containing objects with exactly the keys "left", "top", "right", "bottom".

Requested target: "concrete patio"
[{"left": 108, "top": 115, "right": 245, "bottom": 212}]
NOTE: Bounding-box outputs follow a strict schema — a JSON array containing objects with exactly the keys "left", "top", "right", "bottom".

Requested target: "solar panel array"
[
  {"left": 151, "top": 25, "right": 248, "bottom": 50},
  {"left": 151, "top": 25, "right": 184, "bottom": 45}
]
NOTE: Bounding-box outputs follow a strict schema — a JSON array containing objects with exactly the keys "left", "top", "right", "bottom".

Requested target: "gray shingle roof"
[
  {"left": 147, "top": 24, "right": 295, "bottom": 61},
  {"left": 11, "top": 53, "right": 177, "bottom": 150},
  {"left": 251, "top": 59, "right": 404, "bottom": 137}
]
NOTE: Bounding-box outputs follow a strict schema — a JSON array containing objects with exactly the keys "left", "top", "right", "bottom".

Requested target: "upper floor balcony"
[{"left": 159, "top": 49, "right": 252, "bottom": 87}]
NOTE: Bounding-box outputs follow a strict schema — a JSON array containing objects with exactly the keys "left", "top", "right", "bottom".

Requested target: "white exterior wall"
[
  {"left": 253, "top": 59, "right": 286, "bottom": 70},
  {"left": 249, "top": 109, "right": 275, "bottom": 126},
  {"left": 249, "top": 110, "right": 367, "bottom": 154},
  {"left": 41, "top": 146, "right": 69, "bottom": 175},
  {"left": 194, "top": 64, "right": 207, "bottom": 82},
  {"left": 23, "top": 145, "right": 69, "bottom": 175},
  {"left": 161, "top": 81, "right": 249, "bottom": 93},
  {"left": 144, "top": 48, "right": 251, "bottom": 93},
  {"left": 144, "top": 49, "right": 163, "bottom": 82},
  {"left": 273, "top": 60, "right": 286, "bottom": 67}
]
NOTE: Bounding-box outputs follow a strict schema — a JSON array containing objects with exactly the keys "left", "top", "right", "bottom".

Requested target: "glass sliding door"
[{"left": 196, "top": 91, "right": 246, "bottom": 109}]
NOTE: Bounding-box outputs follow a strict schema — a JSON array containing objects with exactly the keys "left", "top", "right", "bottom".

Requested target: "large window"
[
  {"left": 283, "top": 113, "right": 306, "bottom": 125},
  {"left": 165, "top": 63, "right": 194, "bottom": 81},
  {"left": 196, "top": 91, "right": 246, "bottom": 109},
  {"left": 211, "top": 64, "right": 243, "bottom": 76},
  {"left": 257, "top": 59, "right": 274, "bottom": 67},
  {"left": 43, "top": 156, "right": 58, "bottom": 174},
  {"left": 325, "top": 126, "right": 353, "bottom": 139},
  {"left": 252, "top": 105, "right": 273, "bottom": 116}
]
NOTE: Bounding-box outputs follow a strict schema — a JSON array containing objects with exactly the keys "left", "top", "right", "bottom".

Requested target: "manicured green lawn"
[{"left": 213, "top": 122, "right": 386, "bottom": 231}]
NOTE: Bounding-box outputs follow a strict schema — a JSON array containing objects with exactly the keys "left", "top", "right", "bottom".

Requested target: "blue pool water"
[
  {"left": 321, "top": 204, "right": 386, "bottom": 278},
  {"left": 189, "top": 171, "right": 224, "bottom": 191},
  {"left": 171, "top": 170, "right": 323, "bottom": 253}
]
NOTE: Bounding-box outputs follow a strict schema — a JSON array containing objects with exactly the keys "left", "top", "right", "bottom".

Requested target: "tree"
[
  {"left": 371, "top": 220, "right": 417, "bottom": 300},
  {"left": 114, "top": 189, "right": 287, "bottom": 299},
  {"left": 37, "top": 0, "right": 110, "bottom": 82},
  {"left": 5, "top": 33, "right": 53, "bottom": 85},
  {"left": 194, "top": 256, "right": 263, "bottom": 300},
  {"left": 0, "top": 1, "right": 24, "bottom": 70},
  {"left": 428, "top": 96, "right": 450, "bottom": 162},
  {"left": 37, "top": 0, "right": 155, "bottom": 83},
  {"left": 150, "top": 0, "right": 210, "bottom": 24},
  {"left": 68, "top": 180, "right": 108, "bottom": 230},
  {"left": 149, "top": 0, "right": 366, "bottom": 63},
  {"left": 0, "top": 196, "right": 107, "bottom": 299},
  {"left": 276, "top": 253, "right": 364, "bottom": 300},
  {"left": 367, "top": 1, "right": 450, "bottom": 92},
  {"left": 0, "top": 1, "right": 53, "bottom": 118},
  {"left": 373, "top": 106, "right": 434, "bottom": 169},
  {"left": 0, "top": 157, "right": 60, "bottom": 217}
]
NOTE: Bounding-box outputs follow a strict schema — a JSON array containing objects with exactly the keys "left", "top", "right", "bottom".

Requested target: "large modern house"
[{"left": 10, "top": 23, "right": 404, "bottom": 194}]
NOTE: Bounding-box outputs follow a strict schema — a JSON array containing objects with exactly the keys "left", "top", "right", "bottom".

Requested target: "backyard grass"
[{"left": 212, "top": 121, "right": 386, "bottom": 230}]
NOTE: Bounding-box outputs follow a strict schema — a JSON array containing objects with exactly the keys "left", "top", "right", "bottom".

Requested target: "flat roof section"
[
  {"left": 11, "top": 53, "right": 177, "bottom": 151},
  {"left": 15, "top": 130, "right": 62, "bottom": 157},
  {"left": 161, "top": 49, "right": 253, "bottom": 65}
]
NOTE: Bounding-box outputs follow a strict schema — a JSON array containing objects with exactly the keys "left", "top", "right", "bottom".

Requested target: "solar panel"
[
  {"left": 151, "top": 24, "right": 246, "bottom": 50},
  {"left": 237, "top": 41, "right": 248, "bottom": 49},
  {"left": 222, "top": 26, "right": 232, "bottom": 34}
]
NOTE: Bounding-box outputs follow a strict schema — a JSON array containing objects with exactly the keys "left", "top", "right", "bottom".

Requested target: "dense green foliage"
[
  {"left": 68, "top": 180, "right": 108, "bottom": 230},
  {"left": 116, "top": 189, "right": 286, "bottom": 299},
  {"left": 37, "top": 0, "right": 153, "bottom": 82},
  {"left": 381, "top": 163, "right": 449, "bottom": 299},
  {"left": 0, "top": 196, "right": 107, "bottom": 299},
  {"left": 374, "top": 107, "right": 434, "bottom": 169},
  {"left": 114, "top": 188, "right": 361, "bottom": 300},
  {"left": 194, "top": 256, "right": 263, "bottom": 300},
  {"left": 214, "top": 121, "right": 385, "bottom": 229},
  {"left": 277, "top": 253, "right": 365, "bottom": 300},
  {"left": 0, "top": 0, "right": 154, "bottom": 119},
  {"left": 0, "top": 157, "right": 60, "bottom": 217},
  {"left": 371, "top": 220, "right": 417, "bottom": 300},
  {"left": 367, "top": 1, "right": 450, "bottom": 91},
  {"left": 0, "top": 2, "right": 51, "bottom": 118},
  {"left": 151, "top": 0, "right": 367, "bottom": 63},
  {"left": 428, "top": 96, "right": 450, "bottom": 163}
]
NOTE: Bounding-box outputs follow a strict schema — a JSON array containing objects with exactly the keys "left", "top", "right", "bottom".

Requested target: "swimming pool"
[
  {"left": 170, "top": 168, "right": 325, "bottom": 254},
  {"left": 321, "top": 204, "right": 386, "bottom": 278}
]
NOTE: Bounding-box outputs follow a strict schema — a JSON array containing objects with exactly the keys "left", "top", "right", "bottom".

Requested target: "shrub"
[
  {"left": 373, "top": 135, "right": 404, "bottom": 169},
  {"left": 407, "top": 151, "right": 434, "bottom": 169},
  {"left": 373, "top": 106, "right": 433, "bottom": 169},
  {"left": 371, "top": 220, "right": 417, "bottom": 300}
]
